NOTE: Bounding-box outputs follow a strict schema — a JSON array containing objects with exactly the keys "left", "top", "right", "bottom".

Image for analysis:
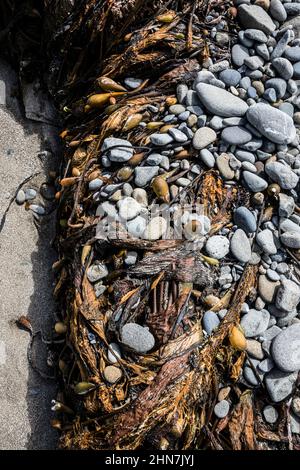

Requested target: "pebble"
[
  {"left": 234, "top": 206, "right": 257, "bottom": 233},
  {"left": 272, "top": 57, "right": 294, "bottom": 79},
  {"left": 117, "top": 197, "right": 141, "bottom": 221},
  {"left": 244, "top": 28, "right": 268, "bottom": 42},
  {"left": 219, "top": 69, "right": 241, "bottom": 86},
  {"left": 94, "top": 282, "right": 106, "bottom": 297},
  {"left": 199, "top": 149, "right": 215, "bottom": 168},
  {"left": 143, "top": 216, "right": 167, "bottom": 240},
  {"left": 87, "top": 263, "right": 108, "bottom": 283},
  {"left": 292, "top": 397, "right": 300, "bottom": 418},
  {"left": 150, "top": 133, "right": 173, "bottom": 146},
  {"left": 169, "top": 128, "right": 188, "bottom": 143},
  {"left": 107, "top": 343, "right": 122, "bottom": 363},
  {"left": 285, "top": 47, "right": 300, "bottom": 63},
  {"left": 101, "top": 137, "right": 133, "bottom": 162},
  {"left": 246, "top": 103, "right": 296, "bottom": 144},
  {"left": 205, "top": 235, "right": 230, "bottom": 259},
  {"left": 203, "top": 311, "right": 220, "bottom": 335},
  {"left": 266, "top": 269, "right": 280, "bottom": 281},
  {"left": 103, "top": 365, "right": 122, "bottom": 384},
  {"left": 238, "top": 4, "right": 276, "bottom": 34},
  {"left": 263, "top": 405, "right": 279, "bottom": 424},
  {"left": 240, "top": 309, "right": 270, "bottom": 337},
  {"left": 192, "top": 127, "right": 217, "bottom": 150},
  {"left": 265, "top": 161, "right": 299, "bottom": 189},
  {"left": 230, "top": 229, "right": 252, "bottom": 262},
  {"left": 265, "top": 78, "right": 287, "bottom": 98},
  {"left": 271, "top": 324, "right": 300, "bottom": 372},
  {"left": 232, "top": 44, "right": 250, "bottom": 66},
  {"left": 281, "top": 231, "right": 300, "bottom": 249},
  {"left": 132, "top": 188, "right": 148, "bottom": 207},
  {"left": 243, "top": 171, "right": 268, "bottom": 192},
  {"left": 258, "top": 275, "right": 280, "bottom": 303},
  {"left": 121, "top": 323, "right": 155, "bottom": 353},
  {"left": 221, "top": 126, "right": 252, "bottom": 145},
  {"left": 24, "top": 188, "right": 37, "bottom": 200},
  {"left": 246, "top": 339, "right": 265, "bottom": 359},
  {"left": 16, "top": 189, "right": 25, "bottom": 205},
  {"left": 124, "top": 251, "right": 138, "bottom": 266},
  {"left": 134, "top": 166, "right": 159, "bottom": 187},
  {"left": 214, "top": 400, "right": 230, "bottom": 418},
  {"left": 89, "top": 178, "right": 103, "bottom": 191},
  {"left": 124, "top": 77, "right": 143, "bottom": 89},
  {"left": 126, "top": 216, "right": 147, "bottom": 238},
  {"left": 256, "top": 229, "right": 277, "bottom": 255},
  {"left": 216, "top": 153, "right": 235, "bottom": 180},
  {"left": 29, "top": 204, "right": 45, "bottom": 215},
  {"left": 278, "top": 193, "right": 295, "bottom": 218},
  {"left": 275, "top": 279, "right": 300, "bottom": 312},
  {"left": 265, "top": 369, "right": 297, "bottom": 402},
  {"left": 195, "top": 83, "right": 249, "bottom": 117}
]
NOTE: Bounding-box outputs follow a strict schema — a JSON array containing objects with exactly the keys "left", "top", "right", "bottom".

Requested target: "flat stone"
[
  {"left": 256, "top": 229, "right": 277, "bottom": 255},
  {"left": 216, "top": 153, "right": 235, "bottom": 180},
  {"left": 270, "top": 0, "right": 287, "bottom": 22},
  {"left": 265, "top": 369, "right": 297, "bottom": 402},
  {"left": 280, "top": 218, "right": 300, "bottom": 234},
  {"left": 276, "top": 279, "right": 300, "bottom": 313},
  {"left": 238, "top": 4, "right": 276, "bottom": 34},
  {"left": 271, "top": 30, "right": 293, "bottom": 60},
  {"left": 247, "top": 103, "right": 296, "bottom": 144},
  {"left": 281, "top": 231, "right": 300, "bottom": 249},
  {"left": 203, "top": 311, "right": 220, "bottom": 335},
  {"left": 117, "top": 197, "right": 141, "bottom": 221},
  {"left": 243, "top": 171, "right": 268, "bottom": 192},
  {"left": 134, "top": 166, "right": 159, "bottom": 187},
  {"left": 263, "top": 405, "right": 279, "bottom": 424},
  {"left": 234, "top": 206, "right": 257, "bottom": 233},
  {"left": 192, "top": 127, "right": 217, "bottom": 150},
  {"left": 240, "top": 309, "right": 270, "bottom": 338},
  {"left": 29, "top": 204, "right": 45, "bottom": 215},
  {"left": 146, "top": 153, "right": 163, "bottom": 165},
  {"left": 205, "top": 235, "right": 230, "bottom": 259},
  {"left": 87, "top": 263, "right": 108, "bottom": 283},
  {"left": 150, "top": 133, "right": 173, "bottom": 146},
  {"left": 244, "top": 55, "right": 265, "bottom": 70},
  {"left": 103, "top": 366, "right": 122, "bottom": 384},
  {"left": 271, "top": 324, "right": 300, "bottom": 372},
  {"left": 121, "top": 323, "right": 155, "bottom": 353},
  {"left": 258, "top": 275, "right": 280, "bottom": 303},
  {"left": 232, "top": 44, "right": 250, "bottom": 67},
  {"left": 107, "top": 343, "right": 122, "bottom": 363},
  {"left": 143, "top": 216, "right": 167, "bottom": 240},
  {"left": 230, "top": 229, "right": 252, "bottom": 263},
  {"left": 221, "top": 126, "right": 252, "bottom": 145},
  {"left": 195, "top": 83, "right": 249, "bottom": 117},
  {"left": 214, "top": 400, "right": 230, "bottom": 418}
]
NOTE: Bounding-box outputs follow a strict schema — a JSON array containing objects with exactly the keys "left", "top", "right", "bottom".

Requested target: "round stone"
[
  {"left": 199, "top": 149, "right": 215, "bottom": 168},
  {"left": 263, "top": 405, "right": 278, "bottom": 424},
  {"left": 117, "top": 197, "right": 141, "bottom": 221},
  {"left": 272, "top": 57, "right": 294, "bottom": 80},
  {"left": 265, "top": 162, "right": 299, "bottom": 190},
  {"left": 240, "top": 309, "right": 270, "bottom": 338},
  {"left": 195, "top": 83, "right": 249, "bottom": 117},
  {"left": 216, "top": 153, "right": 235, "bottom": 180},
  {"left": 232, "top": 44, "right": 250, "bottom": 67},
  {"left": 126, "top": 216, "right": 147, "bottom": 238},
  {"left": 275, "top": 279, "right": 300, "bottom": 313},
  {"left": 192, "top": 127, "right": 217, "bottom": 150},
  {"left": 143, "top": 216, "right": 167, "bottom": 240},
  {"left": 219, "top": 69, "right": 241, "bottom": 86},
  {"left": 258, "top": 275, "right": 280, "bottom": 303},
  {"left": 234, "top": 206, "right": 257, "bottom": 233},
  {"left": 256, "top": 229, "right": 277, "bottom": 255},
  {"left": 271, "top": 324, "right": 300, "bottom": 372},
  {"left": 205, "top": 235, "right": 230, "bottom": 259},
  {"left": 214, "top": 400, "right": 230, "bottom": 419},
  {"left": 230, "top": 229, "right": 252, "bottom": 263},
  {"left": 103, "top": 366, "right": 122, "bottom": 384},
  {"left": 121, "top": 323, "right": 155, "bottom": 353},
  {"left": 281, "top": 231, "right": 300, "bottom": 249},
  {"left": 150, "top": 133, "right": 173, "bottom": 146},
  {"left": 265, "top": 369, "right": 298, "bottom": 402},
  {"left": 16, "top": 189, "right": 25, "bottom": 205}
]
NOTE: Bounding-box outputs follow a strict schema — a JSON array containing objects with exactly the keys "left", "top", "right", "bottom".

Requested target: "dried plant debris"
[{"left": 4, "top": 0, "right": 300, "bottom": 450}]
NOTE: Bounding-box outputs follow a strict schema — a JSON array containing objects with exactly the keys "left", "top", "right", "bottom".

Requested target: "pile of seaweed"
[{"left": 1, "top": 0, "right": 292, "bottom": 450}]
